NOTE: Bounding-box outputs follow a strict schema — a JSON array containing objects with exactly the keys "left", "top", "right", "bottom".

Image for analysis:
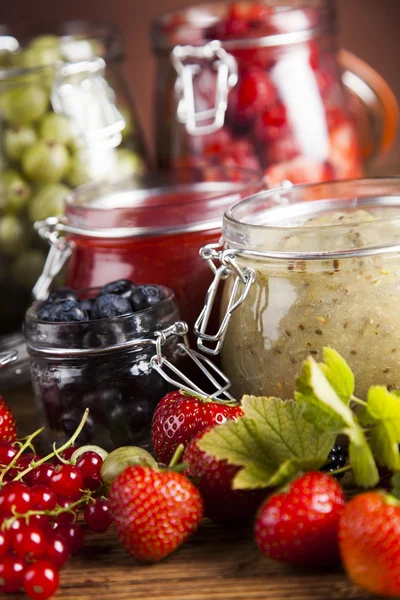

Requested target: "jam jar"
[
  {"left": 33, "top": 166, "right": 265, "bottom": 330},
  {"left": 152, "top": 0, "right": 398, "bottom": 184},
  {"left": 24, "top": 286, "right": 186, "bottom": 451},
  {"left": 0, "top": 20, "right": 149, "bottom": 338},
  {"left": 195, "top": 178, "right": 400, "bottom": 400}
]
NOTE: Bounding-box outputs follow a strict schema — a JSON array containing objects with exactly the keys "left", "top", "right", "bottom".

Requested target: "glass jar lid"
[{"left": 223, "top": 178, "right": 400, "bottom": 259}]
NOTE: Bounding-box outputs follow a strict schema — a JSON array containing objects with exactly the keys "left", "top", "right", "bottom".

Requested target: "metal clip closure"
[
  {"left": 194, "top": 245, "right": 255, "bottom": 356},
  {"left": 171, "top": 40, "right": 238, "bottom": 136},
  {"left": 51, "top": 58, "right": 125, "bottom": 149},
  {"left": 32, "top": 217, "right": 73, "bottom": 301},
  {"left": 0, "top": 351, "right": 18, "bottom": 368},
  {"left": 150, "top": 321, "right": 233, "bottom": 400}
]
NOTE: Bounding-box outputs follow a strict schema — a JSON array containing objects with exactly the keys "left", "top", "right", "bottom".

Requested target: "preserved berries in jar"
[
  {"left": 0, "top": 21, "right": 149, "bottom": 335},
  {"left": 34, "top": 167, "right": 264, "bottom": 330},
  {"left": 24, "top": 286, "right": 183, "bottom": 451},
  {"left": 152, "top": 1, "right": 397, "bottom": 185},
  {"left": 196, "top": 178, "right": 400, "bottom": 401}
]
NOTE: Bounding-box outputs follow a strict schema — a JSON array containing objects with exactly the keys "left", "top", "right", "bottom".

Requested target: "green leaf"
[
  {"left": 198, "top": 396, "right": 335, "bottom": 490},
  {"left": 318, "top": 347, "right": 355, "bottom": 405},
  {"left": 391, "top": 472, "right": 400, "bottom": 499},
  {"left": 366, "top": 386, "right": 400, "bottom": 471},
  {"left": 295, "top": 355, "right": 379, "bottom": 488}
]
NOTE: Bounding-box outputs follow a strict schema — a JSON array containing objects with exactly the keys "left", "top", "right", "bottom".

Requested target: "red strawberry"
[
  {"left": 108, "top": 465, "right": 203, "bottom": 563},
  {"left": 152, "top": 390, "right": 244, "bottom": 465},
  {"left": 228, "top": 68, "right": 277, "bottom": 124},
  {"left": 183, "top": 428, "right": 268, "bottom": 523},
  {"left": 254, "top": 472, "right": 345, "bottom": 567},
  {"left": 0, "top": 396, "right": 16, "bottom": 443},
  {"left": 339, "top": 491, "right": 400, "bottom": 596}
]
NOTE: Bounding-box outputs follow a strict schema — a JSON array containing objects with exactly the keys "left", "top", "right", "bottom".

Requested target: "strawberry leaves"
[
  {"left": 364, "top": 386, "right": 400, "bottom": 471},
  {"left": 198, "top": 396, "right": 335, "bottom": 490}
]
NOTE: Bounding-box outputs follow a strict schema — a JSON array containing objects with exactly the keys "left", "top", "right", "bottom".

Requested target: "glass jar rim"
[
  {"left": 0, "top": 20, "right": 123, "bottom": 80},
  {"left": 223, "top": 177, "right": 400, "bottom": 259},
  {"left": 152, "top": 0, "right": 335, "bottom": 53},
  {"left": 63, "top": 168, "right": 265, "bottom": 238}
]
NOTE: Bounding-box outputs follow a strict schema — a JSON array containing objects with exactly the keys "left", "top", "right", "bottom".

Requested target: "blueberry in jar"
[
  {"left": 93, "top": 294, "right": 132, "bottom": 319},
  {"left": 49, "top": 299, "right": 88, "bottom": 322},
  {"left": 37, "top": 302, "right": 52, "bottom": 321},
  {"left": 48, "top": 287, "right": 79, "bottom": 303},
  {"left": 128, "top": 399, "right": 154, "bottom": 433},
  {"left": 130, "top": 284, "right": 165, "bottom": 311},
  {"left": 98, "top": 279, "right": 136, "bottom": 299},
  {"left": 81, "top": 297, "right": 95, "bottom": 318}
]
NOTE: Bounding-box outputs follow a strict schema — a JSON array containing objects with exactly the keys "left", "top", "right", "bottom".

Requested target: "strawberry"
[
  {"left": 152, "top": 390, "right": 243, "bottom": 465},
  {"left": 183, "top": 428, "right": 268, "bottom": 523},
  {"left": 0, "top": 395, "right": 16, "bottom": 443},
  {"left": 254, "top": 471, "right": 345, "bottom": 567},
  {"left": 108, "top": 465, "right": 203, "bottom": 563},
  {"left": 265, "top": 156, "right": 333, "bottom": 186},
  {"left": 228, "top": 68, "right": 277, "bottom": 124},
  {"left": 339, "top": 491, "right": 400, "bottom": 596}
]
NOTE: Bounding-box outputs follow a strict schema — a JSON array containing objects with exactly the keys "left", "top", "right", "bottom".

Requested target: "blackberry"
[{"left": 321, "top": 445, "right": 347, "bottom": 479}]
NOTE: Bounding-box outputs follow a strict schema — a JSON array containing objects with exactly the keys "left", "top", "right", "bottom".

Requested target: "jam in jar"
[
  {"left": 34, "top": 167, "right": 264, "bottom": 329},
  {"left": 152, "top": 1, "right": 398, "bottom": 184}
]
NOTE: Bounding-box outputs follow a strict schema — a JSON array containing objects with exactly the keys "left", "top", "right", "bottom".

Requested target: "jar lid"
[{"left": 223, "top": 178, "right": 400, "bottom": 259}]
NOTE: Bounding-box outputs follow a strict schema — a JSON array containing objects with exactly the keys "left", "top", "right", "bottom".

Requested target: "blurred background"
[{"left": 2, "top": 0, "right": 400, "bottom": 154}]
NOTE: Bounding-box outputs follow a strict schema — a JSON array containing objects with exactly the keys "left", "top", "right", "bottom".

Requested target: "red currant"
[
  {"left": 0, "top": 555, "right": 26, "bottom": 593},
  {"left": 50, "top": 465, "right": 83, "bottom": 498},
  {"left": 54, "top": 446, "right": 78, "bottom": 465},
  {"left": 31, "top": 464, "right": 56, "bottom": 487},
  {"left": 45, "top": 533, "right": 70, "bottom": 569},
  {"left": 83, "top": 473, "right": 102, "bottom": 492},
  {"left": 53, "top": 522, "right": 84, "bottom": 554},
  {"left": 30, "top": 485, "right": 57, "bottom": 511},
  {"left": 84, "top": 499, "right": 111, "bottom": 532},
  {"left": 17, "top": 453, "right": 41, "bottom": 486},
  {"left": 0, "top": 529, "right": 10, "bottom": 558},
  {"left": 23, "top": 560, "right": 59, "bottom": 600},
  {"left": 12, "top": 524, "right": 48, "bottom": 560},
  {"left": 55, "top": 498, "right": 77, "bottom": 525},
  {"left": 0, "top": 481, "right": 31, "bottom": 517},
  {"left": 76, "top": 451, "right": 103, "bottom": 477},
  {"left": 29, "top": 514, "right": 52, "bottom": 533},
  {"left": 0, "top": 443, "right": 18, "bottom": 466}
]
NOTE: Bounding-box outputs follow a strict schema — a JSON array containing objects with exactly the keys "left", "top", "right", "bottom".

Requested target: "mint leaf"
[
  {"left": 366, "top": 386, "right": 400, "bottom": 471},
  {"left": 295, "top": 355, "right": 379, "bottom": 488},
  {"left": 318, "top": 347, "right": 354, "bottom": 405},
  {"left": 198, "top": 396, "right": 335, "bottom": 490}
]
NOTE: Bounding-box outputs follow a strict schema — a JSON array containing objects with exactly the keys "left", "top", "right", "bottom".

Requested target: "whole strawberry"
[
  {"left": 255, "top": 471, "right": 345, "bottom": 567},
  {"left": 108, "top": 465, "right": 203, "bottom": 563},
  {"left": 183, "top": 428, "right": 267, "bottom": 523},
  {"left": 0, "top": 395, "right": 16, "bottom": 443},
  {"left": 152, "top": 390, "right": 243, "bottom": 464},
  {"left": 339, "top": 491, "right": 400, "bottom": 596}
]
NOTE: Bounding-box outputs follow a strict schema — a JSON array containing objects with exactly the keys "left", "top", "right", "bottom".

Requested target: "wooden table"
[{"left": 2, "top": 384, "right": 377, "bottom": 600}]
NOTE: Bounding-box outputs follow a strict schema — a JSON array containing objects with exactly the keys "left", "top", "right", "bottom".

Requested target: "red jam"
[
  {"left": 64, "top": 170, "right": 264, "bottom": 328},
  {"left": 153, "top": 1, "right": 364, "bottom": 184}
]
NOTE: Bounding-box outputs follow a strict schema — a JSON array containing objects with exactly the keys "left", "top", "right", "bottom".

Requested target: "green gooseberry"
[
  {"left": 66, "top": 154, "right": 93, "bottom": 187},
  {"left": 11, "top": 45, "right": 61, "bottom": 69},
  {"left": 30, "top": 35, "right": 61, "bottom": 50},
  {"left": 28, "top": 182, "right": 70, "bottom": 222},
  {"left": 0, "top": 169, "right": 31, "bottom": 214},
  {"left": 12, "top": 250, "right": 46, "bottom": 288},
  {"left": 0, "top": 214, "right": 26, "bottom": 255},
  {"left": 4, "top": 124, "right": 37, "bottom": 160},
  {"left": 115, "top": 149, "right": 145, "bottom": 179},
  {"left": 22, "top": 140, "right": 70, "bottom": 184},
  {"left": 0, "top": 85, "right": 49, "bottom": 125},
  {"left": 119, "top": 106, "right": 135, "bottom": 141},
  {"left": 100, "top": 446, "right": 157, "bottom": 486},
  {"left": 39, "top": 113, "right": 75, "bottom": 146}
]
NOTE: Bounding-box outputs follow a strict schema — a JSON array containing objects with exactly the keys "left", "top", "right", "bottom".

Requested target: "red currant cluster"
[{"left": 0, "top": 435, "right": 110, "bottom": 600}]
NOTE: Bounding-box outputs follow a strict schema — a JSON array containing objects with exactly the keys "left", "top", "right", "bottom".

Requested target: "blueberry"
[
  {"left": 49, "top": 299, "right": 89, "bottom": 322},
  {"left": 81, "top": 297, "right": 95, "bottom": 318},
  {"left": 81, "top": 388, "right": 122, "bottom": 421},
  {"left": 98, "top": 279, "right": 136, "bottom": 299},
  {"left": 37, "top": 302, "right": 52, "bottom": 321},
  {"left": 60, "top": 411, "right": 94, "bottom": 445},
  {"left": 129, "top": 399, "right": 154, "bottom": 433},
  {"left": 109, "top": 405, "right": 134, "bottom": 446},
  {"left": 130, "top": 285, "right": 165, "bottom": 311},
  {"left": 93, "top": 294, "right": 132, "bottom": 319},
  {"left": 48, "top": 287, "right": 79, "bottom": 303}
]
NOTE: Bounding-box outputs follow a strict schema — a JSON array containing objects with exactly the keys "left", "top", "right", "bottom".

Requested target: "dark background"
[{"left": 2, "top": 0, "right": 399, "bottom": 154}]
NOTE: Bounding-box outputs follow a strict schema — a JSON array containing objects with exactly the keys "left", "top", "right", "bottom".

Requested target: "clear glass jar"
[
  {"left": 195, "top": 178, "right": 400, "bottom": 400},
  {"left": 0, "top": 21, "right": 149, "bottom": 340},
  {"left": 24, "top": 286, "right": 183, "bottom": 451},
  {"left": 152, "top": 1, "right": 398, "bottom": 184},
  {"left": 33, "top": 166, "right": 265, "bottom": 330}
]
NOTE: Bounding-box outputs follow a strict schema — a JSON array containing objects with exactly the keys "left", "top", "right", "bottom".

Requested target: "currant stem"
[
  {"left": 330, "top": 465, "right": 352, "bottom": 476},
  {"left": 13, "top": 409, "right": 90, "bottom": 482},
  {"left": 0, "top": 427, "right": 45, "bottom": 484},
  {"left": 351, "top": 395, "right": 367, "bottom": 407}
]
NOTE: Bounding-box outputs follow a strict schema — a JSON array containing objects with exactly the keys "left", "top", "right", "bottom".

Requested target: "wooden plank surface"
[{"left": 1, "top": 383, "right": 377, "bottom": 600}]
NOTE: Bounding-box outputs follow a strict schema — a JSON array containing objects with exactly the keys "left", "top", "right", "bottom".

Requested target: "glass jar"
[
  {"left": 195, "top": 178, "right": 400, "bottom": 400},
  {"left": 152, "top": 1, "right": 398, "bottom": 184},
  {"left": 24, "top": 286, "right": 184, "bottom": 451},
  {"left": 0, "top": 21, "right": 149, "bottom": 339},
  {"left": 33, "top": 166, "right": 264, "bottom": 330}
]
